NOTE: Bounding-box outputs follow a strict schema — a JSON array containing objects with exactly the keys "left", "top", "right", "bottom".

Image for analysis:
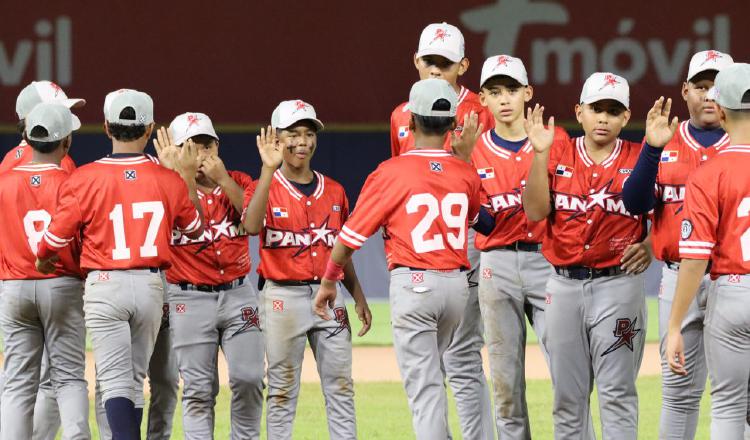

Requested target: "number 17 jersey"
[{"left": 338, "top": 149, "right": 481, "bottom": 270}]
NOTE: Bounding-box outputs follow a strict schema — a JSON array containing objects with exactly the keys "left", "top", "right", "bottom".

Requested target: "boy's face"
[
  {"left": 682, "top": 70, "right": 719, "bottom": 128},
  {"left": 278, "top": 121, "right": 317, "bottom": 169},
  {"left": 413, "top": 55, "right": 468, "bottom": 86},
  {"left": 575, "top": 100, "right": 630, "bottom": 146},
  {"left": 190, "top": 136, "right": 219, "bottom": 179},
  {"left": 479, "top": 76, "right": 533, "bottom": 125}
]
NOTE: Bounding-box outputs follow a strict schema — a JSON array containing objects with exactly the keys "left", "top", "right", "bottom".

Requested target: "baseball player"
[
  {"left": 523, "top": 73, "right": 654, "bottom": 440},
  {"left": 0, "top": 103, "right": 89, "bottom": 440},
  {"left": 315, "top": 79, "right": 482, "bottom": 440},
  {"left": 153, "top": 112, "right": 264, "bottom": 439},
  {"left": 621, "top": 50, "right": 736, "bottom": 440},
  {"left": 243, "top": 100, "right": 371, "bottom": 439},
  {"left": 35, "top": 88, "right": 204, "bottom": 440},
  {"left": 665, "top": 62, "right": 750, "bottom": 439},
  {"left": 390, "top": 22, "right": 493, "bottom": 439},
  {"left": 472, "top": 54, "right": 576, "bottom": 440}
]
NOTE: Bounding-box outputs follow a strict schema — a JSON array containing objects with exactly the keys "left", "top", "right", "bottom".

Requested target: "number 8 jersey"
[
  {"left": 37, "top": 154, "right": 202, "bottom": 272},
  {"left": 338, "top": 149, "right": 481, "bottom": 270},
  {"left": 0, "top": 163, "right": 81, "bottom": 279}
]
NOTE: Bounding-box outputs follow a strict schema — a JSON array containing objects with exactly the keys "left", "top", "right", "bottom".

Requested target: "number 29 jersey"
[
  {"left": 338, "top": 149, "right": 481, "bottom": 270},
  {"left": 37, "top": 154, "right": 202, "bottom": 272}
]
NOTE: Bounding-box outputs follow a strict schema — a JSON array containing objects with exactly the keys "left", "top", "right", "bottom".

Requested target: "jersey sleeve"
[
  {"left": 0, "top": 148, "right": 18, "bottom": 173},
  {"left": 679, "top": 168, "right": 718, "bottom": 260},
  {"left": 230, "top": 170, "right": 256, "bottom": 214},
  {"left": 61, "top": 155, "right": 77, "bottom": 173},
  {"left": 170, "top": 176, "right": 202, "bottom": 235},
  {"left": 338, "top": 166, "right": 388, "bottom": 250},
  {"left": 468, "top": 171, "right": 482, "bottom": 226},
  {"left": 390, "top": 109, "right": 402, "bottom": 158},
  {"left": 37, "top": 177, "right": 82, "bottom": 259}
]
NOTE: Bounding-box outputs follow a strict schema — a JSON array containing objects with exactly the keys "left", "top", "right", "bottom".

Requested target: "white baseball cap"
[
  {"left": 707, "top": 63, "right": 750, "bottom": 110},
  {"left": 580, "top": 72, "right": 630, "bottom": 109},
  {"left": 271, "top": 100, "right": 324, "bottom": 131},
  {"left": 408, "top": 78, "right": 458, "bottom": 117},
  {"left": 104, "top": 89, "right": 154, "bottom": 126},
  {"left": 480, "top": 55, "right": 529, "bottom": 87},
  {"left": 25, "top": 103, "right": 79, "bottom": 142},
  {"left": 169, "top": 112, "right": 218, "bottom": 145},
  {"left": 16, "top": 81, "right": 85, "bottom": 120},
  {"left": 686, "top": 50, "right": 733, "bottom": 82},
  {"left": 416, "top": 22, "right": 465, "bottom": 63}
]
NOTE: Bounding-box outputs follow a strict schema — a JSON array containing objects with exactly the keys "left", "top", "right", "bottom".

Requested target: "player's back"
[
  {"left": 0, "top": 164, "right": 80, "bottom": 279},
  {"left": 0, "top": 142, "right": 76, "bottom": 174},
  {"left": 67, "top": 154, "right": 200, "bottom": 271}
]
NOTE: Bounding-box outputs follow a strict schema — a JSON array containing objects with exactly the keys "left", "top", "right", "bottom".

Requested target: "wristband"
[{"left": 323, "top": 260, "right": 345, "bottom": 281}]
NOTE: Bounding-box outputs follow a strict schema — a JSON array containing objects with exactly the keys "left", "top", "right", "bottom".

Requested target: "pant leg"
[
  {"left": 262, "top": 282, "right": 312, "bottom": 440},
  {"left": 37, "top": 277, "right": 90, "bottom": 440},
  {"left": 705, "top": 277, "right": 750, "bottom": 439},
  {"left": 589, "top": 274, "right": 646, "bottom": 440},
  {"left": 32, "top": 350, "right": 62, "bottom": 440},
  {"left": 308, "top": 284, "right": 356, "bottom": 439},
  {"left": 658, "top": 265, "right": 709, "bottom": 440},
  {"left": 443, "top": 234, "right": 493, "bottom": 440},
  {"left": 0, "top": 280, "right": 44, "bottom": 440},
  {"left": 94, "top": 381, "right": 112, "bottom": 440},
  {"left": 390, "top": 268, "right": 469, "bottom": 440},
  {"left": 218, "top": 282, "right": 265, "bottom": 440},
  {"left": 129, "top": 272, "right": 166, "bottom": 411},
  {"left": 542, "top": 275, "right": 593, "bottom": 440},
  {"left": 168, "top": 285, "right": 220, "bottom": 440},
  {"left": 145, "top": 309, "right": 179, "bottom": 440}
]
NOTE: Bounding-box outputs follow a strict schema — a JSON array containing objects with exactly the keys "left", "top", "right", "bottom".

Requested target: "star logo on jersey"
[
  {"left": 263, "top": 216, "right": 338, "bottom": 257},
  {"left": 431, "top": 28, "right": 450, "bottom": 43},
  {"left": 326, "top": 307, "right": 351, "bottom": 339},
  {"left": 430, "top": 161, "right": 443, "bottom": 172},
  {"left": 30, "top": 175, "right": 41, "bottom": 187},
  {"left": 175, "top": 303, "right": 186, "bottom": 314},
  {"left": 586, "top": 184, "right": 616, "bottom": 210},
  {"left": 701, "top": 50, "right": 722, "bottom": 66},
  {"left": 173, "top": 215, "right": 247, "bottom": 247},
  {"left": 293, "top": 100, "right": 310, "bottom": 114},
  {"left": 233, "top": 306, "right": 260, "bottom": 336},
  {"left": 272, "top": 299, "right": 284, "bottom": 312},
  {"left": 489, "top": 188, "right": 524, "bottom": 218},
  {"left": 599, "top": 74, "right": 620, "bottom": 90},
  {"left": 211, "top": 216, "right": 234, "bottom": 239},
  {"left": 554, "top": 180, "right": 635, "bottom": 220},
  {"left": 124, "top": 170, "right": 137, "bottom": 180},
  {"left": 602, "top": 317, "right": 641, "bottom": 356},
  {"left": 495, "top": 55, "right": 510, "bottom": 67}
]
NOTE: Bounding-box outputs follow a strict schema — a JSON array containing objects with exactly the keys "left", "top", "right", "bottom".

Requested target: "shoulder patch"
[{"left": 680, "top": 219, "right": 693, "bottom": 240}]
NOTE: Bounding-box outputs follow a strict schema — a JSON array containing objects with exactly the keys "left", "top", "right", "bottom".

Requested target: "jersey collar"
[
  {"left": 273, "top": 169, "right": 325, "bottom": 201},
  {"left": 457, "top": 86, "right": 469, "bottom": 105},
  {"left": 480, "top": 130, "right": 531, "bottom": 159},
  {"left": 679, "top": 120, "right": 730, "bottom": 151},
  {"left": 575, "top": 136, "right": 622, "bottom": 168},
  {"left": 13, "top": 163, "right": 63, "bottom": 172},
  {"left": 402, "top": 149, "right": 452, "bottom": 157}
]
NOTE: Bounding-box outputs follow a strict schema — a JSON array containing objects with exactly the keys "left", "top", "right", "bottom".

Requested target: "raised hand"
[
  {"left": 451, "top": 111, "right": 484, "bottom": 161},
  {"left": 199, "top": 155, "right": 231, "bottom": 185},
  {"left": 153, "top": 126, "right": 179, "bottom": 170},
  {"left": 175, "top": 138, "right": 200, "bottom": 180},
  {"left": 524, "top": 104, "right": 556, "bottom": 154},
  {"left": 257, "top": 126, "right": 283, "bottom": 169},
  {"left": 645, "top": 97, "right": 679, "bottom": 148}
]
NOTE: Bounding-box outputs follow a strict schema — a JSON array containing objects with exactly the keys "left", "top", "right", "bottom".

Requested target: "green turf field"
[
  {"left": 75, "top": 375, "right": 709, "bottom": 440},
  {"left": 349, "top": 296, "right": 661, "bottom": 346}
]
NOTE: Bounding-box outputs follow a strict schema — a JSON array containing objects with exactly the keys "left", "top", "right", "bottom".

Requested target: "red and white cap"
[
  {"left": 480, "top": 55, "right": 529, "bottom": 87},
  {"left": 686, "top": 50, "right": 733, "bottom": 82},
  {"left": 416, "top": 22, "right": 465, "bottom": 63},
  {"left": 271, "top": 100, "right": 324, "bottom": 131},
  {"left": 169, "top": 112, "right": 219, "bottom": 145},
  {"left": 580, "top": 72, "right": 629, "bottom": 109},
  {"left": 15, "top": 81, "right": 86, "bottom": 120}
]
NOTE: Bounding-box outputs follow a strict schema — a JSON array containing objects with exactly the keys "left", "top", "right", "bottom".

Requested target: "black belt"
[
  {"left": 272, "top": 279, "right": 321, "bottom": 286},
  {"left": 554, "top": 265, "right": 625, "bottom": 280},
  {"left": 665, "top": 260, "right": 712, "bottom": 274},
  {"left": 497, "top": 241, "right": 542, "bottom": 252},
  {"left": 396, "top": 266, "right": 466, "bottom": 272},
  {"left": 178, "top": 276, "right": 244, "bottom": 292},
  {"left": 95, "top": 267, "right": 160, "bottom": 273}
]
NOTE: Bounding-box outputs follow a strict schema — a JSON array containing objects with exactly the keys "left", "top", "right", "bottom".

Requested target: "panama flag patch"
[
  {"left": 661, "top": 151, "right": 678, "bottom": 163},
  {"left": 272, "top": 207, "right": 288, "bottom": 218},
  {"left": 398, "top": 126, "right": 409, "bottom": 138},
  {"left": 477, "top": 167, "right": 495, "bottom": 179},
  {"left": 555, "top": 164, "right": 573, "bottom": 177}
]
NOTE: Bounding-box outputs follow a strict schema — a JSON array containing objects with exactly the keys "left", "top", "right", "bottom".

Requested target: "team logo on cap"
[
  {"left": 431, "top": 27, "right": 450, "bottom": 43},
  {"left": 599, "top": 74, "right": 620, "bottom": 91},
  {"left": 49, "top": 82, "right": 62, "bottom": 97},
  {"left": 187, "top": 114, "right": 201, "bottom": 128},
  {"left": 293, "top": 100, "right": 310, "bottom": 114},
  {"left": 495, "top": 55, "right": 510, "bottom": 67},
  {"left": 700, "top": 50, "right": 722, "bottom": 66}
]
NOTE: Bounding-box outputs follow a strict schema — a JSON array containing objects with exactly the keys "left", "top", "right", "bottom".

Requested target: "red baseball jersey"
[
  {"left": 37, "top": 154, "right": 202, "bottom": 272},
  {"left": 680, "top": 145, "right": 750, "bottom": 277},
  {"left": 471, "top": 127, "right": 570, "bottom": 250},
  {"left": 339, "top": 149, "right": 481, "bottom": 270},
  {"left": 543, "top": 137, "right": 646, "bottom": 268},
  {"left": 651, "top": 121, "right": 730, "bottom": 263},
  {"left": 0, "top": 142, "right": 76, "bottom": 174},
  {"left": 0, "top": 164, "right": 81, "bottom": 279},
  {"left": 167, "top": 171, "right": 255, "bottom": 285},
  {"left": 253, "top": 170, "right": 349, "bottom": 282},
  {"left": 390, "top": 86, "right": 494, "bottom": 157}
]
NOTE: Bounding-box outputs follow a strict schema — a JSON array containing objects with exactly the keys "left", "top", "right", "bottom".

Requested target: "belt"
[
  {"left": 396, "top": 266, "right": 465, "bottom": 273},
  {"left": 95, "top": 267, "right": 160, "bottom": 273},
  {"left": 272, "top": 279, "right": 321, "bottom": 286},
  {"left": 554, "top": 265, "right": 625, "bottom": 280},
  {"left": 496, "top": 241, "right": 542, "bottom": 253},
  {"left": 178, "top": 276, "right": 244, "bottom": 292},
  {"left": 664, "top": 260, "right": 712, "bottom": 274}
]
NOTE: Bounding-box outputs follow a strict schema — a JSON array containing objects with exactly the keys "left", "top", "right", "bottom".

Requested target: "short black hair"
[
  {"left": 281, "top": 119, "right": 319, "bottom": 134},
  {"left": 187, "top": 134, "right": 218, "bottom": 146},
  {"left": 17, "top": 119, "right": 25, "bottom": 135},
  {"left": 412, "top": 98, "right": 455, "bottom": 136},
  {"left": 689, "top": 70, "right": 718, "bottom": 84},
  {"left": 481, "top": 75, "right": 524, "bottom": 91},
  {"left": 26, "top": 126, "right": 64, "bottom": 154},
  {"left": 108, "top": 107, "right": 147, "bottom": 141}
]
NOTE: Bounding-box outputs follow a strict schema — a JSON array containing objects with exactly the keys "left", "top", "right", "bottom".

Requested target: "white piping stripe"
[
  {"left": 403, "top": 149, "right": 452, "bottom": 157},
  {"left": 679, "top": 248, "right": 712, "bottom": 255},
  {"left": 338, "top": 231, "right": 364, "bottom": 248},
  {"left": 45, "top": 231, "right": 71, "bottom": 245},
  {"left": 43, "top": 235, "right": 68, "bottom": 248},
  {"left": 482, "top": 132, "right": 511, "bottom": 159},
  {"left": 680, "top": 121, "right": 701, "bottom": 152},
  {"left": 342, "top": 225, "right": 368, "bottom": 242},
  {"left": 576, "top": 137, "right": 594, "bottom": 167},
  {"left": 601, "top": 139, "right": 622, "bottom": 169},
  {"left": 313, "top": 171, "right": 325, "bottom": 199},
  {"left": 273, "top": 170, "right": 303, "bottom": 200},
  {"left": 457, "top": 86, "right": 469, "bottom": 105},
  {"left": 180, "top": 213, "right": 202, "bottom": 233},
  {"left": 679, "top": 240, "right": 714, "bottom": 248},
  {"left": 14, "top": 165, "right": 62, "bottom": 171}
]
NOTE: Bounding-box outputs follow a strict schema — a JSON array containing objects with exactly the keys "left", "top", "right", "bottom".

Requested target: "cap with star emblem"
[
  {"left": 169, "top": 112, "right": 219, "bottom": 145},
  {"left": 416, "top": 22, "right": 465, "bottom": 63},
  {"left": 104, "top": 89, "right": 154, "bottom": 126},
  {"left": 580, "top": 72, "right": 629, "bottom": 109},
  {"left": 16, "top": 80, "right": 86, "bottom": 121},
  {"left": 271, "top": 100, "right": 324, "bottom": 131},
  {"left": 480, "top": 54, "right": 528, "bottom": 88},
  {"left": 24, "top": 102, "right": 80, "bottom": 143},
  {"left": 686, "top": 50, "right": 733, "bottom": 82}
]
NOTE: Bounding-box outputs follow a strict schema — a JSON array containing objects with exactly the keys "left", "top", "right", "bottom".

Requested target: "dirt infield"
[{"left": 65, "top": 343, "right": 663, "bottom": 395}]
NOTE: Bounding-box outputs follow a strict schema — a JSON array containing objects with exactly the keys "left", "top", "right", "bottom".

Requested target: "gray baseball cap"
[
  {"left": 407, "top": 78, "right": 458, "bottom": 117},
  {"left": 15, "top": 81, "right": 85, "bottom": 120},
  {"left": 103, "top": 89, "right": 154, "bottom": 126},
  {"left": 25, "top": 103, "right": 79, "bottom": 142},
  {"left": 707, "top": 63, "right": 750, "bottom": 110}
]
